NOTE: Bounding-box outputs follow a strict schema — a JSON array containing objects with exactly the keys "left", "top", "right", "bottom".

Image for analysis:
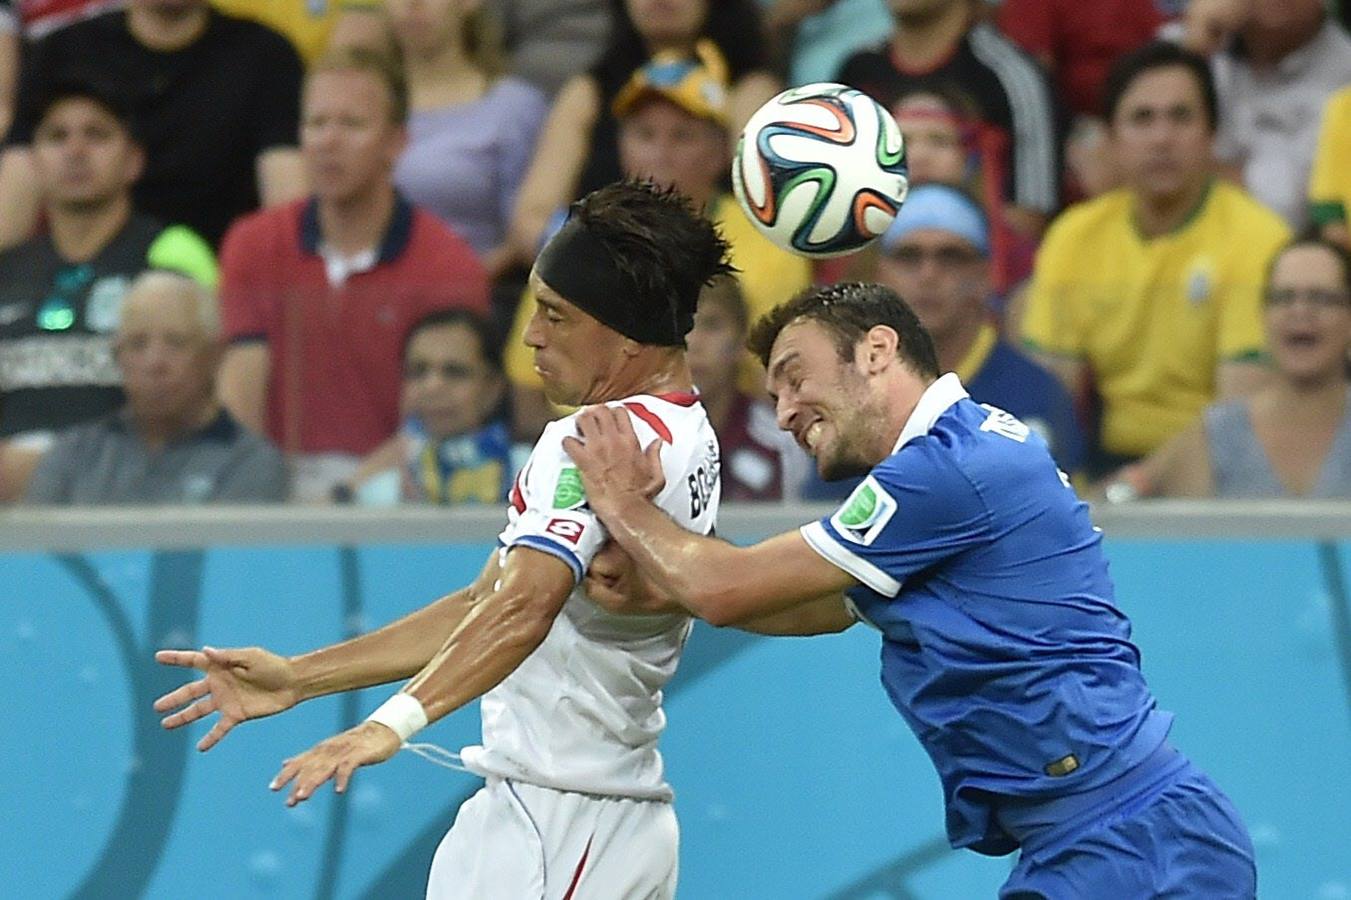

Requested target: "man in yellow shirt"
[
  {"left": 1021, "top": 42, "right": 1288, "bottom": 473},
  {"left": 504, "top": 43, "right": 812, "bottom": 438},
  {"left": 1310, "top": 84, "right": 1351, "bottom": 249}
]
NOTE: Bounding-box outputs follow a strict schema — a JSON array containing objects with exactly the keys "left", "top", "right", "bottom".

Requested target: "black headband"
[{"left": 534, "top": 216, "right": 692, "bottom": 347}]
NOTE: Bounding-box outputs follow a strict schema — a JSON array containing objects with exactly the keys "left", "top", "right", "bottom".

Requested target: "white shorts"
[{"left": 426, "top": 778, "right": 678, "bottom": 900}]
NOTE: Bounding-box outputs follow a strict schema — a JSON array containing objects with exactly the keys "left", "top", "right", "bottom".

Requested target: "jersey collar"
[{"left": 892, "top": 372, "right": 969, "bottom": 453}]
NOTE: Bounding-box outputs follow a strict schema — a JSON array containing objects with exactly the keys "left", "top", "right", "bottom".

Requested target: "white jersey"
[{"left": 459, "top": 391, "right": 720, "bottom": 801}]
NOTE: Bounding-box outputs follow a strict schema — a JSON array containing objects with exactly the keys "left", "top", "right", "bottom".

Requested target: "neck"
[
  {"left": 932, "top": 318, "right": 983, "bottom": 375},
  {"left": 135, "top": 396, "right": 218, "bottom": 451},
  {"left": 876, "top": 372, "right": 931, "bottom": 462},
  {"left": 1133, "top": 176, "right": 1209, "bottom": 238},
  {"left": 128, "top": 3, "right": 210, "bottom": 51},
  {"left": 1243, "top": 13, "right": 1324, "bottom": 66},
  {"left": 891, "top": 2, "right": 971, "bottom": 69},
  {"left": 1270, "top": 372, "right": 1348, "bottom": 414},
  {"left": 48, "top": 196, "right": 133, "bottom": 262},
  {"left": 318, "top": 183, "right": 396, "bottom": 256},
  {"left": 645, "top": 36, "right": 695, "bottom": 56},
  {"left": 594, "top": 352, "right": 695, "bottom": 404},
  {"left": 406, "top": 42, "right": 486, "bottom": 110}
]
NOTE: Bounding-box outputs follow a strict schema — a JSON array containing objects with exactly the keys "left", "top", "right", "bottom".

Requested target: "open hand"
[
  {"left": 154, "top": 646, "right": 299, "bottom": 752},
  {"left": 561, "top": 405, "right": 665, "bottom": 515},
  {"left": 270, "top": 721, "right": 401, "bottom": 806}
]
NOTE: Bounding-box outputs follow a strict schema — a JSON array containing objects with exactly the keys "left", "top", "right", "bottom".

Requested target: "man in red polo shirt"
[{"left": 218, "top": 48, "right": 489, "bottom": 500}]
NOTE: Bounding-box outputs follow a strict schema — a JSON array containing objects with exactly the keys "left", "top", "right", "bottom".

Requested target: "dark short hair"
[
  {"left": 33, "top": 79, "right": 139, "bottom": 141},
  {"left": 747, "top": 282, "right": 940, "bottom": 379},
  {"left": 570, "top": 179, "right": 735, "bottom": 345},
  {"left": 310, "top": 47, "right": 409, "bottom": 124},
  {"left": 403, "top": 309, "right": 504, "bottom": 373},
  {"left": 1102, "top": 41, "right": 1218, "bottom": 131}
]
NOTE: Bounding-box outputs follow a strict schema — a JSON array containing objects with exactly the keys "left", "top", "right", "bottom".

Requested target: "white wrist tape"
[{"left": 366, "top": 692, "right": 428, "bottom": 742}]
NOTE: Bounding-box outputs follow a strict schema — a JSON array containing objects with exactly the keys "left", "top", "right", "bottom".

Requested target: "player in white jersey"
[{"left": 153, "top": 180, "right": 732, "bottom": 898}]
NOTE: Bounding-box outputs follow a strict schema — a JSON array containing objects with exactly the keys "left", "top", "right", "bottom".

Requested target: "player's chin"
[{"left": 816, "top": 450, "right": 868, "bottom": 482}]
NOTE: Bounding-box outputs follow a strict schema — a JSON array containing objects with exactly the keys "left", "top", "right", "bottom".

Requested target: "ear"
[
  {"left": 862, "top": 325, "right": 900, "bottom": 375},
  {"left": 125, "top": 143, "right": 146, "bottom": 185},
  {"left": 620, "top": 337, "right": 643, "bottom": 358}
]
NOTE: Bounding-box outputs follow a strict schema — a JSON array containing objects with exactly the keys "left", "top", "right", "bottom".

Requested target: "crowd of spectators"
[{"left": 0, "top": 0, "right": 1348, "bottom": 507}]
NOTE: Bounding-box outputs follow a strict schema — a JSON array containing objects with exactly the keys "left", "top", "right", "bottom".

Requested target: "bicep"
[
  {"left": 735, "top": 593, "right": 856, "bottom": 636},
  {"left": 493, "top": 544, "right": 576, "bottom": 623},
  {"left": 218, "top": 343, "right": 271, "bottom": 432},
  {"left": 255, "top": 148, "right": 307, "bottom": 208}
]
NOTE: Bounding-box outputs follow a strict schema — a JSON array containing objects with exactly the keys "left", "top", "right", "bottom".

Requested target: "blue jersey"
[{"left": 800, "top": 374, "right": 1170, "bottom": 856}]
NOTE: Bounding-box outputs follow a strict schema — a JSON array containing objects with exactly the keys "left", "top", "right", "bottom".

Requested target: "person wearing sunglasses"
[
  {"left": 1108, "top": 236, "right": 1351, "bottom": 499},
  {"left": 875, "top": 183, "right": 1084, "bottom": 476}
]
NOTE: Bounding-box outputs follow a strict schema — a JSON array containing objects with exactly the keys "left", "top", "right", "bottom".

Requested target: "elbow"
[{"left": 683, "top": 583, "right": 748, "bottom": 628}]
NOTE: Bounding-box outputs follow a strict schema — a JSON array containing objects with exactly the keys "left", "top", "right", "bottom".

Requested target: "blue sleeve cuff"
[{"left": 509, "top": 534, "right": 584, "bottom": 584}]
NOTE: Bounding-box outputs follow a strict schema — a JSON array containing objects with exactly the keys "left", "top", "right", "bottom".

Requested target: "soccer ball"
[{"left": 732, "top": 83, "right": 909, "bottom": 258}]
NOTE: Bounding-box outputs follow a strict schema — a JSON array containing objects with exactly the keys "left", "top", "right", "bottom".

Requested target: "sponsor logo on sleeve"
[
  {"left": 545, "top": 517, "right": 585, "bottom": 544},
  {"left": 829, "top": 476, "right": 897, "bottom": 546},
  {"left": 552, "top": 466, "right": 586, "bottom": 509}
]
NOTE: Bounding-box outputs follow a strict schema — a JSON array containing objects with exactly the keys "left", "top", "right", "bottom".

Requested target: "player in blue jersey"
[{"left": 562, "top": 282, "right": 1257, "bottom": 898}]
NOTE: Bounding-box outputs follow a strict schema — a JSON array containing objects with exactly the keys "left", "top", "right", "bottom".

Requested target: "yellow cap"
[{"left": 612, "top": 39, "right": 730, "bottom": 129}]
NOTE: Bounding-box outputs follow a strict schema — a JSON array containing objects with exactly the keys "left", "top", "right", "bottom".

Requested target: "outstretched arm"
[
  {"left": 270, "top": 545, "right": 576, "bottom": 805},
  {"left": 155, "top": 550, "right": 502, "bottom": 751},
  {"left": 563, "top": 407, "right": 858, "bottom": 627},
  {"left": 585, "top": 539, "right": 855, "bottom": 635}
]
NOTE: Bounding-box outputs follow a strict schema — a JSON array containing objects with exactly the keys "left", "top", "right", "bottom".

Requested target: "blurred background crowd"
[{"left": 0, "top": 0, "right": 1349, "bottom": 508}]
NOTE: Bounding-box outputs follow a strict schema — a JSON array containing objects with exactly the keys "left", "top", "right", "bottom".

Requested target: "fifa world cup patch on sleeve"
[
  {"left": 552, "top": 467, "right": 586, "bottom": 509},
  {"left": 830, "top": 476, "right": 897, "bottom": 545}
]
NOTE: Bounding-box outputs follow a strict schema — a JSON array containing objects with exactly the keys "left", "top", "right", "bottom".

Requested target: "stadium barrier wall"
[{"left": 2, "top": 502, "right": 1349, "bottom": 899}]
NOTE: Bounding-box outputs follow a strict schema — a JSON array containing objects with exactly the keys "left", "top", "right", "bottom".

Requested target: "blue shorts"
[{"left": 997, "top": 751, "right": 1256, "bottom": 899}]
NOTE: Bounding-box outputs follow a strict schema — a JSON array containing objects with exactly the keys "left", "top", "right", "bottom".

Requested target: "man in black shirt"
[
  {"left": 0, "top": 82, "right": 216, "bottom": 444},
  {"left": 837, "top": 0, "right": 1062, "bottom": 234},
  {"left": 0, "top": 0, "right": 306, "bottom": 248}
]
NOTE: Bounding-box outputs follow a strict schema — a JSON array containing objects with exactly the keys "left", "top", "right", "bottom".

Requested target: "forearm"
[
  {"left": 401, "top": 589, "right": 555, "bottom": 723},
  {"left": 595, "top": 494, "right": 775, "bottom": 625},
  {"left": 290, "top": 584, "right": 480, "bottom": 701}
]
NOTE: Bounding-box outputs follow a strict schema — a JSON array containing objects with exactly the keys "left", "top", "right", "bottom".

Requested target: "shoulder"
[
  {"left": 50, "top": 413, "right": 120, "bottom": 453},
  {"left": 838, "top": 43, "right": 892, "bottom": 78},
  {"left": 1207, "top": 181, "right": 1290, "bottom": 243},
  {"left": 224, "top": 200, "right": 302, "bottom": 244},
  {"left": 207, "top": 8, "right": 302, "bottom": 59},
  {"left": 965, "top": 20, "right": 1045, "bottom": 79},
  {"left": 38, "top": 8, "right": 121, "bottom": 47},
  {"left": 225, "top": 416, "right": 285, "bottom": 460},
  {"left": 490, "top": 76, "right": 550, "bottom": 113},
  {"left": 407, "top": 206, "right": 480, "bottom": 263},
  {"left": 1202, "top": 397, "right": 1249, "bottom": 430},
  {"left": 985, "top": 341, "right": 1063, "bottom": 393},
  {"left": 1045, "top": 190, "right": 1131, "bottom": 242}
]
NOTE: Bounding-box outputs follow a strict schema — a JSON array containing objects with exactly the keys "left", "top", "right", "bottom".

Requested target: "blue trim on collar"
[{"left": 298, "top": 192, "right": 416, "bottom": 263}]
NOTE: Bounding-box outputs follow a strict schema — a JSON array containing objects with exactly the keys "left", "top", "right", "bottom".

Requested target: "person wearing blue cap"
[{"left": 875, "top": 183, "right": 1084, "bottom": 475}]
